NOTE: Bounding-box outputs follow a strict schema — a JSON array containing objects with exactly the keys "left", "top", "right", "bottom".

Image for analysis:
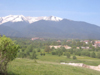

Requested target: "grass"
[
  {"left": 8, "top": 58, "right": 100, "bottom": 75},
  {"left": 7, "top": 52, "right": 100, "bottom": 75},
  {"left": 37, "top": 53, "right": 100, "bottom": 66}
]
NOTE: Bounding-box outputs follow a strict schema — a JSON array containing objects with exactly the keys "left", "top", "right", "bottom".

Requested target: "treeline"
[
  {"left": 51, "top": 47, "right": 100, "bottom": 59},
  {"left": 12, "top": 38, "right": 100, "bottom": 59}
]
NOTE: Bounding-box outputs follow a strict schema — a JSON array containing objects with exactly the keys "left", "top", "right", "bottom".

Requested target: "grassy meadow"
[
  {"left": 7, "top": 53, "right": 100, "bottom": 75},
  {"left": 6, "top": 38, "right": 100, "bottom": 75},
  {"left": 37, "top": 52, "right": 100, "bottom": 66}
]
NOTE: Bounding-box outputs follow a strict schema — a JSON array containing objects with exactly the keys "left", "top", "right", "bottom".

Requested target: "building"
[
  {"left": 83, "top": 40, "right": 89, "bottom": 44},
  {"left": 94, "top": 41, "right": 100, "bottom": 47},
  {"left": 50, "top": 45, "right": 71, "bottom": 49},
  {"left": 57, "top": 40, "right": 61, "bottom": 42},
  {"left": 31, "top": 37, "right": 44, "bottom": 41}
]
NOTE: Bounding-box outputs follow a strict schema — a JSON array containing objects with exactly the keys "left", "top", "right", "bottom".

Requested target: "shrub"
[
  {"left": 73, "top": 55, "right": 77, "bottom": 60},
  {"left": 52, "top": 51, "right": 56, "bottom": 55}
]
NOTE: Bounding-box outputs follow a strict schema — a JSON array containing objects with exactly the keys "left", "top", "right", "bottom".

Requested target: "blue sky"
[{"left": 0, "top": 0, "right": 100, "bottom": 26}]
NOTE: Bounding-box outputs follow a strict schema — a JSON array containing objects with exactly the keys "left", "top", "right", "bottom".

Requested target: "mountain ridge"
[
  {"left": 0, "top": 15, "right": 63, "bottom": 25},
  {"left": 0, "top": 15, "right": 100, "bottom": 39}
]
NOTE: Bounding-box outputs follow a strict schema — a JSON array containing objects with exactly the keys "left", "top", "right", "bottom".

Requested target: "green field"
[
  {"left": 37, "top": 53, "right": 100, "bottom": 66},
  {"left": 7, "top": 53, "right": 100, "bottom": 75},
  {"left": 8, "top": 58, "right": 100, "bottom": 75}
]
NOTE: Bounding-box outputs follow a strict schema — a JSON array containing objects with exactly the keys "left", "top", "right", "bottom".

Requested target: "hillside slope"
[{"left": 8, "top": 58, "right": 100, "bottom": 75}]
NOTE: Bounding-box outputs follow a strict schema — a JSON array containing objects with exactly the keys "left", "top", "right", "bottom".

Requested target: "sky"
[{"left": 0, "top": 0, "right": 100, "bottom": 26}]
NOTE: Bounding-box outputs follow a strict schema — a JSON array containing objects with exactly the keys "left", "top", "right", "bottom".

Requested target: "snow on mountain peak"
[{"left": 0, "top": 15, "right": 63, "bottom": 24}]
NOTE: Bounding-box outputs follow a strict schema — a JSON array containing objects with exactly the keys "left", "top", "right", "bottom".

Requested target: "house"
[
  {"left": 66, "top": 40, "right": 71, "bottom": 42},
  {"left": 31, "top": 37, "right": 39, "bottom": 41},
  {"left": 31, "top": 37, "right": 44, "bottom": 41},
  {"left": 76, "top": 47, "right": 80, "bottom": 49},
  {"left": 94, "top": 41, "right": 100, "bottom": 47},
  {"left": 57, "top": 40, "right": 61, "bottom": 42},
  {"left": 81, "top": 47, "right": 90, "bottom": 49},
  {"left": 50, "top": 45, "right": 71, "bottom": 49},
  {"left": 50, "top": 45, "right": 61, "bottom": 49},
  {"left": 83, "top": 40, "right": 89, "bottom": 44},
  {"left": 63, "top": 45, "right": 71, "bottom": 49}
]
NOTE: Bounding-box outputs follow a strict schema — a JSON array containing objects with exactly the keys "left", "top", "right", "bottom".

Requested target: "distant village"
[
  {"left": 31, "top": 37, "right": 100, "bottom": 49},
  {"left": 31, "top": 37, "right": 45, "bottom": 41}
]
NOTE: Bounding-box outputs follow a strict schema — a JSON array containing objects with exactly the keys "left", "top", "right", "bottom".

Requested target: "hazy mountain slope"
[
  {"left": 0, "top": 25, "right": 22, "bottom": 37},
  {"left": 22, "top": 20, "right": 64, "bottom": 38},
  {"left": 22, "top": 19, "right": 100, "bottom": 39},
  {"left": 0, "top": 15, "right": 100, "bottom": 39}
]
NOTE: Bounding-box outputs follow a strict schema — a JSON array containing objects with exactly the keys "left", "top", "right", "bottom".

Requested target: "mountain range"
[{"left": 0, "top": 15, "right": 100, "bottom": 39}]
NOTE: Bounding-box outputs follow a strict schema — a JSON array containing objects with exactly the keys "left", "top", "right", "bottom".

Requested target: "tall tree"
[
  {"left": 44, "top": 45, "right": 50, "bottom": 53},
  {"left": 0, "top": 35, "right": 19, "bottom": 75},
  {"left": 90, "top": 52, "right": 96, "bottom": 58}
]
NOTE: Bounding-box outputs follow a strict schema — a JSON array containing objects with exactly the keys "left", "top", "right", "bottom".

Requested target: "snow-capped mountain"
[
  {"left": 0, "top": 15, "right": 100, "bottom": 39},
  {"left": 0, "top": 15, "right": 63, "bottom": 24}
]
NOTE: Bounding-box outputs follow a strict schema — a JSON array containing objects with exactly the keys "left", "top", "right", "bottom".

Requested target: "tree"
[
  {"left": 18, "top": 52, "right": 26, "bottom": 58},
  {"left": 0, "top": 35, "right": 19, "bottom": 75},
  {"left": 42, "top": 52, "right": 45, "bottom": 56},
  {"left": 97, "top": 52, "right": 100, "bottom": 59},
  {"left": 52, "top": 51, "right": 56, "bottom": 55},
  {"left": 66, "top": 52, "right": 70, "bottom": 58},
  {"left": 73, "top": 55, "right": 77, "bottom": 60},
  {"left": 56, "top": 49, "right": 63, "bottom": 56},
  {"left": 61, "top": 47, "right": 66, "bottom": 52},
  {"left": 72, "top": 46, "right": 76, "bottom": 49},
  {"left": 37, "top": 48, "right": 41, "bottom": 52},
  {"left": 40, "top": 52, "right": 43, "bottom": 56},
  {"left": 26, "top": 45, "right": 33, "bottom": 52},
  {"left": 30, "top": 51, "right": 37, "bottom": 59},
  {"left": 69, "top": 49, "right": 73, "bottom": 54},
  {"left": 90, "top": 52, "right": 96, "bottom": 58},
  {"left": 44, "top": 45, "right": 50, "bottom": 53}
]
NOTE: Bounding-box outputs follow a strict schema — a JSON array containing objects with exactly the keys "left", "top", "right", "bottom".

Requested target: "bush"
[
  {"left": 73, "top": 55, "right": 77, "bottom": 60},
  {"left": 18, "top": 52, "right": 26, "bottom": 58},
  {"left": 40, "top": 52, "right": 43, "bottom": 56},
  {"left": 42, "top": 53, "right": 45, "bottom": 56},
  {"left": 52, "top": 51, "right": 56, "bottom": 55}
]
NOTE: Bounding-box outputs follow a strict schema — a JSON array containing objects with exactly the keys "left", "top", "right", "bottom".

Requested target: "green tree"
[
  {"left": 19, "top": 52, "right": 26, "bottom": 58},
  {"left": 27, "top": 45, "right": 33, "bottom": 52},
  {"left": 66, "top": 52, "right": 70, "bottom": 58},
  {"left": 73, "top": 55, "right": 77, "bottom": 60},
  {"left": 0, "top": 36, "right": 19, "bottom": 75},
  {"left": 30, "top": 51, "right": 37, "bottom": 59},
  {"left": 42, "top": 52, "right": 45, "bottom": 56},
  {"left": 40, "top": 52, "right": 43, "bottom": 56},
  {"left": 44, "top": 45, "right": 50, "bottom": 53},
  {"left": 90, "top": 52, "right": 96, "bottom": 58},
  {"left": 37, "top": 48, "right": 41, "bottom": 52},
  {"left": 72, "top": 46, "right": 76, "bottom": 49},
  {"left": 52, "top": 51, "right": 56, "bottom": 55},
  {"left": 69, "top": 49, "right": 73, "bottom": 54},
  {"left": 97, "top": 52, "right": 100, "bottom": 59},
  {"left": 56, "top": 49, "right": 63, "bottom": 56},
  {"left": 61, "top": 47, "right": 66, "bottom": 52}
]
